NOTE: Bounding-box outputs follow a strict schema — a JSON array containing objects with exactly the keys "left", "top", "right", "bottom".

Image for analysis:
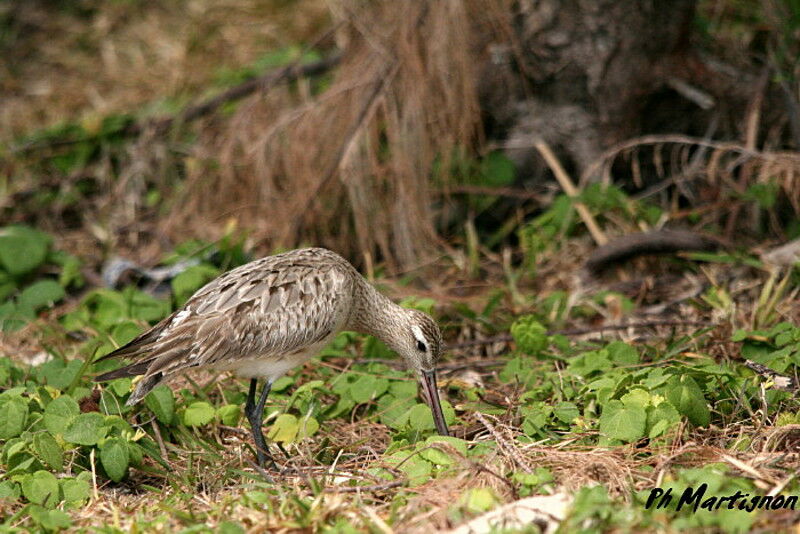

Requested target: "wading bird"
[{"left": 94, "top": 248, "right": 449, "bottom": 468}]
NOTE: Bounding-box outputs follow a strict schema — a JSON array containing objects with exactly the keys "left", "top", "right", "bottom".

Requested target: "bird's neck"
[{"left": 348, "top": 279, "right": 407, "bottom": 347}]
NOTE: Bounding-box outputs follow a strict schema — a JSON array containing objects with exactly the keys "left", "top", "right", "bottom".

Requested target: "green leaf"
[
  {"left": 510, "top": 315, "right": 549, "bottom": 355},
  {"left": 607, "top": 341, "right": 639, "bottom": 365},
  {"left": 481, "top": 151, "right": 516, "bottom": 187},
  {"left": 599, "top": 400, "right": 646, "bottom": 442},
  {"left": 218, "top": 522, "right": 246, "bottom": 534},
  {"left": 144, "top": 385, "right": 175, "bottom": 425},
  {"left": 60, "top": 477, "right": 90, "bottom": 506},
  {"left": 620, "top": 389, "right": 651, "bottom": 409},
  {"left": 44, "top": 395, "right": 80, "bottom": 434},
  {"left": 420, "top": 436, "right": 468, "bottom": 466},
  {"left": 665, "top": 375, "right": 710, "bottom": 427},
  {"left": 460, "top": 488, "right": 498, "bottom": 513},
  {"left": 297, "top": 416, "right": 319, "bottom": 439},
  {"left": 553, "top": 401, "right": 580, "bottom": 424},
  {"left": 21, "top": 470, "right": 61, "bottom": 508},
  {"left": 350, "top": 374, "right": 389, "bottom": 403},
  {"left": 18, "top": 280, "right": 65, "bottom": 311},
  {"left": 127, "top": 289, "right": 170, "bottom": 322},
  {"left": 217, "top": 404, "right": 241, "bottom": 426},
  {"left": 63, "top": 412, "right": 107, "bottom": 445},
  {"left": 107, "top": 377, "right": 132, "bottom": 398},
  {"left": 0, "top": 225, "right": 51, "bottom": 276},
  {"left": 0, "top": 396, "right": 28, "bottom": 439},
  {"left": 100, "top": 437, "right": 130, "bottom": 482},
  {"left": 267, "top": 414, "right": 299, "bottom": 444},
  {"left": 0, "top": 480, "right": 20, "bottom": 500},
  {"left": 111, "top": 321, "right": 142, "bottom": 346},
  {"left": 183, "top": 401, "right": 216, "bottom": 427},
  {"left": 33, "top": 432, "right": 64, "bottom": 471},
  {"left": 387, "top": 452, "right": 432, "bottom": 486},
  {"left": 171, "top": 264, "right": 220, "bottom": 306},
  {"left": 38, "top": 358, "right": 84, "bottom": 390},
  {"left": 28, "top": 505, "right": 72, "bottom": 529},
  {"left": 647, "top": 401, "right": 681, "bottom": 438}
]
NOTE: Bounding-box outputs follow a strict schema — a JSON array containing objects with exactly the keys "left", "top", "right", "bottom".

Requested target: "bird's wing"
[{"left": 94, "top": 255, "right": 355, "bottom": 381}]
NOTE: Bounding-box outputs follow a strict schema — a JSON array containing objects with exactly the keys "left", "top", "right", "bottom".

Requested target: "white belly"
[{"left": 210, "top": 341, "right": 327, "bottom": 383}]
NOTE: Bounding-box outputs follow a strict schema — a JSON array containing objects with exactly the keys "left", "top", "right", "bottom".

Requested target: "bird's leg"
[{"left": 244, "top": 378, "right": 275, "bottom": 470}]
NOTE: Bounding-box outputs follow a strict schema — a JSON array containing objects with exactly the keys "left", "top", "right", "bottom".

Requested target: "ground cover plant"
[
  {"left": 4, "top": 0, "right": 800, "bottom": 532},
  {"left": 2, "top": 181, "right": 800, "bottom": 532}
]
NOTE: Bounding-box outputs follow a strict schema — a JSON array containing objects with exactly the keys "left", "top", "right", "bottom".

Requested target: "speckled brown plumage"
[{"left": 94, "top": 247, "right": 449, "bottom": 468}]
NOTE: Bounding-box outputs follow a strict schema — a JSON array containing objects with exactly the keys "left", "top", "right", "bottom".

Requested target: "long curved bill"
[{"left": 420, "top": 369, "right": 449, "bottom": 436}]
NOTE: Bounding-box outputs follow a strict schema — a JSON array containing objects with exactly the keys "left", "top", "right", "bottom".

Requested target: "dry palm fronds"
[{"left": 173, "top": 0, "right": 492, "bottom": 269}]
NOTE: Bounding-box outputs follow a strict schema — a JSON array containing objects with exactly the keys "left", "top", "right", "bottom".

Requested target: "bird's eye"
[{"left": 416, "top": 340, "right": 427, "bottom": 352}]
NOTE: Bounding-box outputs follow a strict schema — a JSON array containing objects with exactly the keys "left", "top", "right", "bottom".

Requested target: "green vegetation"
[
  {"left": 1, "top": 182, "right": 799, "bottom": 531},
  {"left": 2, "top": 0, "right": 800, "bottom": 531}
]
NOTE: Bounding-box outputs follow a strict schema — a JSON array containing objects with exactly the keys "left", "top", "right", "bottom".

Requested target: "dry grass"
[{"left": 169, "top": 0, "right": 495, "bottom": 269}]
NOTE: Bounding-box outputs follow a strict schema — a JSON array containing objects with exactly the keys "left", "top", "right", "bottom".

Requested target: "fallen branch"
[{"left": 584, "top": 229, "right": 722, "bottom": 274}]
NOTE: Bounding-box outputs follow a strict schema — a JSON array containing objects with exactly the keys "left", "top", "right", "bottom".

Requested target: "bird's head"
[{"left": 393, "top": 309, "right": 449, "bottom": 436}]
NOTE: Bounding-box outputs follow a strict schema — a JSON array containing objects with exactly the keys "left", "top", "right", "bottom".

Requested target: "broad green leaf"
[
  {"left": 100, "top": 438, "right": 129, "bottom": 482},
  {"left": 38, "top": 358, "right": 83, "bottom": 390},
  {"left": 377, "top": 391, "right": 417, "bottom": 429},
  {"left": 108, "top": 378, "right": 132, "bottom": 398},
  {"left": 18, "top": 280, "right": 65, "bottom": 311},
  {"left": 350, "top": 374, "right": 389, "bottom": 403},
  {"left": 21, "top": 470, "right": 60, "bottom": 508},
  {"left": 599, "top": 400, "right": 646, "bottom": 442},
  {"left": 406, "top": 401, "right": 457, "bottom": 432},
  {"left": 60, "top": 477, "right": 90, "bottom": 507},
  {"left": 218, "top": 522, "right": 246, "bottom": 534},
  {"left": 111, "top": 321, "right": 142, "bottom": 346},
  {"left": 127, "top": 289, "right": 170, "bottom": 322},
  {"left": 647, "top": 401, "right": 681, "bottom": 438},
  {"left": 460, "top": 488, "right": 498, "bottom": 513},
  {"left": 481, "top": 151, "right": 516, "bottom": 187},
  {"left": 33, "top": 432, "right": 64, "bottom": 471},
  {"left": 297, "top": 416, "right": 319, "bottom": 439},
  {"left": 510, "top": 316, "right": 549, "bottom": 355},
  {"left": 665, "top": 375, "right": 710, "bottom": 427},
  {"left": 0, "top": 396, "right": 28, "bottom": 439},
  {"left": 171, "top": 264, "right": 220, "bottom": 306},
  {"left": 44, "top": 395, "right": 80, "bottom": 434},
  {"left": 0, "top": 480, "right": 20, "bottom": 500},
  {"left": 607, "top": 341, "right": 639, "bottom": 365},
  {"left": 183, "top": 401, "right": 216, "bottom": 427},
  {"left": 620, "top": 389, "right": 651, "bottom": 409},
  {"left": 387, "top": 452, "right": 432, "bottom": 486},
  {"left": 418, "top": 447, "right": 451, "bottom": 465},
  {"left": 144, "top": 385, "right": 175, "bottom": 425},
  {"left": 217, "top": 404, "right": 241, "bottom": 426},
  {"left": 63, "top": 412, "right": 106, "bottom": 445},
  {"left": 553, "top": 401, "right": 580, "bottom": 424},
  {"left": 28, "top": 505, "right": 72, "bottom": 529},
  {"left": 267, "top": 414, "right": 299, "bottom": 444},
  {"left": 0, "top": 225, "right": 51, "bottom": 276}
]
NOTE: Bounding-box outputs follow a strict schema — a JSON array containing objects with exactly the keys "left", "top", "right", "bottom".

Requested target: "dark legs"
[{"left": 244, "top": 378, "right": 274, "bottom": 469}]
